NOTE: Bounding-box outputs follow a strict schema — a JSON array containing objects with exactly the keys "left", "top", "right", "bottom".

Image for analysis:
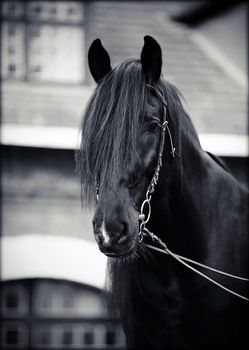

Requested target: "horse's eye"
[{"left": 148, "top": 121, "right": 159, "bottom": 132}]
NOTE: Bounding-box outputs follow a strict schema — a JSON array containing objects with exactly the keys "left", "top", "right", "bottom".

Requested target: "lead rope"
[
  {"left": 139, "top": 85, "right": 249, "bottom": 302},
  {"left": 139, "top": 190, "right": 249, "bottom": 302},
  {"left": 144, "top": 233, "right": 249, "bottom": 302}
]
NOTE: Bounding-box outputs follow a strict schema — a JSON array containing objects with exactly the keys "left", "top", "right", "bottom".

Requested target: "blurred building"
[
  {"left": 1, "top": 1, "right": 248, "bottom": 349},
  {"left": 1, "top": 278, "right": 124, "bottom": 349}
]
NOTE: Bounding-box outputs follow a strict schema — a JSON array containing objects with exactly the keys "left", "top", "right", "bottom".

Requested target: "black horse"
[{"left": 76, "top": 36, "right": 248, "bottom": 349}]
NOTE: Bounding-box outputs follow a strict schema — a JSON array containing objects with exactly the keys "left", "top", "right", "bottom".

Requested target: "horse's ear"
[
  {"left": 88, "top": 39, "right": 112, "bottom": 83},
  {"left": 141, "top": 35, "right": 162, "bottom": 83}
]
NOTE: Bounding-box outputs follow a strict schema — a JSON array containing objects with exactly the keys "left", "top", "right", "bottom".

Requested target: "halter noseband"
[{"left": 138, "top": 84, "right": 176, "bottom": 242}]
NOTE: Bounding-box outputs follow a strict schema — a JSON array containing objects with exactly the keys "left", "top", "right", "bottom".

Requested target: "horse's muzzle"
[{"left": 93, "top": 220, "right": 137, "bottom": 257}]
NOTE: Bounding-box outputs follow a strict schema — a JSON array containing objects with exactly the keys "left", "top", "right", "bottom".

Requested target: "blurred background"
[{"left": 0, "top": 1, "right": 248, "bottom": 349}]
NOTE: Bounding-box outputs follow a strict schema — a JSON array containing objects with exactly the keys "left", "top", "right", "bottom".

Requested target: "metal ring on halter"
[{"left": 140, "top": 198, "right": 151, "bottom": 224}]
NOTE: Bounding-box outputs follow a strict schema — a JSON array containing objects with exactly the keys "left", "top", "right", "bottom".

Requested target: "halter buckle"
[{"left": 161, "top": 120, "right": 168, "bottom": 131}]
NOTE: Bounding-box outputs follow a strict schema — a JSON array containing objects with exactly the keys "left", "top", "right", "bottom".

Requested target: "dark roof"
[{"left": 169, "top": 0, "right": 245, "bottom": 26}]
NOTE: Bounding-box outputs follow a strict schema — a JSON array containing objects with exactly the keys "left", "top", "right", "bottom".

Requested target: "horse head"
[{"left": 78, "top": 36, "right": 177, "bottom": 257}]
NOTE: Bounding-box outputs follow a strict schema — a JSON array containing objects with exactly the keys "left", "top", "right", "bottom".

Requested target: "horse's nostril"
[
  {"left": 120, "top": 221, "right": 127, "bottom": 235},
  {"left": 117, "top": 234, "right": 128, "bottom": 244},
  {"left": 116, "top": 222, "right": 128, "bottom": 244}
]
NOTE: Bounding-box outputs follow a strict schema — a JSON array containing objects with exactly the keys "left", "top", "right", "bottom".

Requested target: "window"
[
  {"left": 34, "top": 281, "right": 75, "bottom": 316},
  {"left": 1, "top": 1, "right": 85, "bottom": 83},
  {"left": 74, "top": 289, "right": 105, "bottom": 317},
  {"left": 105, "top": 329, "right": 117, "bottom": 346},
  {"left": 2, "top": 323, "right": 28, "bottom": 349},
  {"left": 61, "top": 328, "right": 73, "bottom": 347},
  {"left": 1, "top": 21, "right": 26, "bottom": 79},
  {"left": 32, "top": 323, "right": 126, "bottom": 348},
  {"left": 33, "top": 324, "right": 78, "bottom": 348},
  {"left": 2, "top": 1, "right": 25, "bottom": 18},
  {"left": 81, "top": 324, "right": 126, "bottom": 348},
  {"left": 32, "top": 325, "right": 52, "bottom": 348},
  {"left": 61, "top": 284, "right": 74, "bottom": 310},
  {"left": 77, "top": 325, "right": 96, "bottom": 347},
  {"left": 34, "top": 281, "right": 105, "bottom": 317},
  {"left": 33, "top": 281, "right": 53, "bottom": 314},
  {"left": 1, "top": 285, "right": 28, "bottom": 316},
  {"left": 102, "top": 324, "right": 126, "bottom": 348},
  {"left": 38, "top": 329, "right": 51, "bottom": 347},
  {"left": 84, "top": 330, "right": 94, "bottom": 346}
]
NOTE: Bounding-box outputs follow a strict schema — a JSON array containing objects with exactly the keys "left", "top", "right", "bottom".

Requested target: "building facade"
[{"left": 1, "top": 279, "right": 125, "bottom": 349}]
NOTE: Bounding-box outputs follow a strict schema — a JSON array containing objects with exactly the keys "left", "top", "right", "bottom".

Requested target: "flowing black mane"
[{"left": 77, "top": 58, "right": 185, "bottom": 206}]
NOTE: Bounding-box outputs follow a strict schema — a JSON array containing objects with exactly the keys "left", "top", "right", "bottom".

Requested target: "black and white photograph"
[{"left": 1, "top": 1, "right": 248, "bottom": 349}]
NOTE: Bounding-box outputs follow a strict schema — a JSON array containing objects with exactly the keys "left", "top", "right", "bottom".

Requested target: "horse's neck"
[{"left": 161, "top": 123, "right": 248, "bottom": 272}]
